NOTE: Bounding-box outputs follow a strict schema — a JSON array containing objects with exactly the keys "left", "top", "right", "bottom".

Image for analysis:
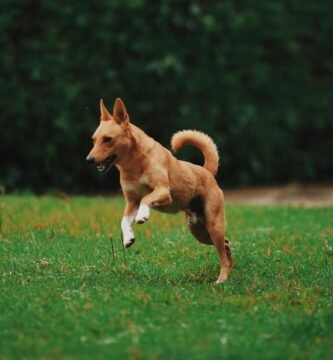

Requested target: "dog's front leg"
[
  {"left": 135, "top": 186, "right": 172, "bottom": 224},
  {"left": 121, "top": 195, "right": 139, "bottom": 248},
  {"left": 121, "top": 215, "right": 136, "bottom": 248}
]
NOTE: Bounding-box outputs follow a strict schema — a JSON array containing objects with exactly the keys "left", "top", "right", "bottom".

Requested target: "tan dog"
[{"left": 86, "top": 98, "right": 233, "bottom": 283}]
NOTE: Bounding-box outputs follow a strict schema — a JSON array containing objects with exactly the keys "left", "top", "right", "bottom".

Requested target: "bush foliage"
[{"left": 1, "top": 0, "right": 332, "bottom": 192}]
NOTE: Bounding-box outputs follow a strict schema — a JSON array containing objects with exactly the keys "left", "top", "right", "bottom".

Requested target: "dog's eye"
[{"left": 103, "top": 136, "right": 112, "bottom": 143}]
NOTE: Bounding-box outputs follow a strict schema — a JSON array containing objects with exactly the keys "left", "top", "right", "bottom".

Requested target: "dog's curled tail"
[{"left": 171, "top": 130, "right": 219, "bottom": 176}]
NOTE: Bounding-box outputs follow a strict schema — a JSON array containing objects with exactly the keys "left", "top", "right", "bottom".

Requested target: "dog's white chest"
[{"left": 121, "top": 174, "right": 151, "bottom": 197}]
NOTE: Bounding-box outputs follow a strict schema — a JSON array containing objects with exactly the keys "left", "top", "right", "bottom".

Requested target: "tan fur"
[
  {"left": 171, "top": 130, "right": 219, "bottom": 176},
  {"left": 87, "top": 98, "right": 233, "bottom": 283}
]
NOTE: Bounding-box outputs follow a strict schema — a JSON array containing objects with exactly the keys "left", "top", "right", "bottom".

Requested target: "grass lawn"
[{"left": 0, "top": 195, "right": 332, "bottom": 359}]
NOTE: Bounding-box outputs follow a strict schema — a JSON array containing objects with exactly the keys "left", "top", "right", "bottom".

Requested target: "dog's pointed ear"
[
  {"left": 113, "top": 98, "right": 129, "bottom": 125},
  {"left": 100, "top": 99, "right": 113, "bottom": 121}
]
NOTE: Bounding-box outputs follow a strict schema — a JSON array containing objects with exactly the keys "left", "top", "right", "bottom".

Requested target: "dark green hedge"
[{"left": 1, "top": 0, "right": 333, "bottom": 192}]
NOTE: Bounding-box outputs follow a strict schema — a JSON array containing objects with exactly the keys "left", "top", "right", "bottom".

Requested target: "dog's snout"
[{"left": 86, "top": 155, "right": 95, "bottom": 164}]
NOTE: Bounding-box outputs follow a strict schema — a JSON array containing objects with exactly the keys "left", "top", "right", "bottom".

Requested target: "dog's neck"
[{"left": 116, "top": 124, "right": 155, "bottom": 175}]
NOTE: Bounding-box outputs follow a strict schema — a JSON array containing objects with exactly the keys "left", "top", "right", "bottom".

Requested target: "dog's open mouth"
[{"left": 96, "top": 154, "right": 117, "bottom": 174}]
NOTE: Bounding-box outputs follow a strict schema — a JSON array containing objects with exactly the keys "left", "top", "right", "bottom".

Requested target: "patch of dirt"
[{"left": 224, "top": 184, "right": 333, "bottom": 207}]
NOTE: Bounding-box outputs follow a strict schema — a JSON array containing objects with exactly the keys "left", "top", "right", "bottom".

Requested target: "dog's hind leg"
[
  {"left": 186, "top": 212, "right": 233, "bottom": 266},
  {"left": 204, "top": 193, "right": 232, "bottom": 284},
  {"left": 186, "top": 212, "right": 213, "bottom": 245},
  {"left": 224, "top": 238, "right": 233, "bottom": 269}
]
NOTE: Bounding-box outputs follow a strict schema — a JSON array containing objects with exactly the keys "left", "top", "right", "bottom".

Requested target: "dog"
[{"left": 86, "top": 98, "right": 233, "bottom": 283}]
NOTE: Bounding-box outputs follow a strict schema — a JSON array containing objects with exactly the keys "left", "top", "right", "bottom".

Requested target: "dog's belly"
[
  {"left": 156, "top": 192, "right": 195, "bottom": 214},
  {"left": 155, "top": 203, "right": 182, "bottom": 214}
]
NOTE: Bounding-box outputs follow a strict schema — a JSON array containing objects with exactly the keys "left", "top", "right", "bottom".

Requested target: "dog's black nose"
[{"left": 86, "top": 156, "right": 95, "bottom": 164}]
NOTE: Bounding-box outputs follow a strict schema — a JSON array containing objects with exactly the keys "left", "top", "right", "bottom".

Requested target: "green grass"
[{"left": 0, "top": 195, "right": 332, "bottom": 360}]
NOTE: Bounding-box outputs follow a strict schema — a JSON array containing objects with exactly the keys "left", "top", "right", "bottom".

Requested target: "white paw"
[
  {"left": 135, "top": 204, "right": 150, "bottom": 224},
  {"left": 123, "top": 237, "right": 135, "bottom": 248}
]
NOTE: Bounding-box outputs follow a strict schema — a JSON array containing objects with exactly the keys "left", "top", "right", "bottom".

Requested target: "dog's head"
[{"left": 86, "top": 98, "right": 132, "bottom": 174}]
